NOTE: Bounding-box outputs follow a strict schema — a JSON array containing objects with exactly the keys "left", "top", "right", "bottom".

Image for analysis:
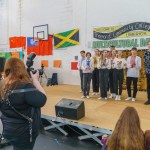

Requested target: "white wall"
[
  {"left": 21, "top": 0, "right": 87, "bottom": 85},
  {"left": 1, "top": 0, "right": 150, "bottom": 85}
]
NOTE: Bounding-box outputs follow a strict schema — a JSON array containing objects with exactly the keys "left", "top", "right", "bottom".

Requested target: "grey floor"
[{"left": 0, "top": 121, "right": 101, "bottom": 150}]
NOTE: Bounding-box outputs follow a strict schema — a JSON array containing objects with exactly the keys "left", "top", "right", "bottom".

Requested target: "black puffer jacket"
[{"left": 0, "top": 82, "right": 47, "bottom": 137}]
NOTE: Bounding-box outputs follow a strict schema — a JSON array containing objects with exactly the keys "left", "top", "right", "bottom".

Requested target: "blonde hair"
[{"left": 107, "top": 107, "right": 145, "bottom": 150}]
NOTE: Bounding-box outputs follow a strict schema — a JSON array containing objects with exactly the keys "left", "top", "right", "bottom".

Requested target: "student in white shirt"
[
  {"left": 113, "top": 51, "right": 126, "bottom": 100},
  {"left": 126, "top": 47, "right": 141, "bottom": 102},
  {"left": 97, "top": 50, "right": 111, "bottom": 100},
  {"left": 81, "top": 52, "right": 94, "bottom": 98},
  {"left": 77, "top": 50, "right": 86, "bottom": 93}
]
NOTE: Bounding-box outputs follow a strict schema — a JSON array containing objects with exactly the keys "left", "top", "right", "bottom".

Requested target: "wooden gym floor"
[{"left": 42, "top": 85, "right": 150, "bottom": 131}]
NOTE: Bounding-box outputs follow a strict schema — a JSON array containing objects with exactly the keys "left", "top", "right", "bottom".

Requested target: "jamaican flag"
[{"left": 54, "top": 28, "right": 79, "bottom": 49}]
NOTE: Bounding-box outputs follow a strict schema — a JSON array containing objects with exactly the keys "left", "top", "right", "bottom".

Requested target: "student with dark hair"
[
  {"left": 113, "top": 51, "right": 126, "bottom": 100},
  {"left": 144, "top": 41, "right": 150, "bottom": 105},
  {"left": 125, "top": 47, "right": 141, "bottom": 102},
  {"left": 110, "top": 45, "right": 115, "bottom": 52},
  {"left": 81, "top": 52, "right": 94, "bottom": 98},
  {"left": 77, "top": 50, "right": 86, "bottom": 93},
  {"left": 91, "top": 49, "right": 100, "bottom": 96},
  {"left": 97, "top": 50, "right": 111, "bottom": 100}
]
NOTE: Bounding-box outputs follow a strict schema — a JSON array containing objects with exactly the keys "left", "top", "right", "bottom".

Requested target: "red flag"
[
  {"left": 9, "top": 37, "right": 26, "bottom": 49},
  {"left": 27, "top": 37, "right": 40, "bottom": 55},
  {"left": 27, "top": 36, "right": 53, "bottom": 56},
  {"left": 39, "top": 36, "right": 53, "bottom": 55}
]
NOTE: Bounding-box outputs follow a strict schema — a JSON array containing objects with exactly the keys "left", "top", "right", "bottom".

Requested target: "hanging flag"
[
  {"left": 0, "top": 52, "right": 5, "bottom": 57},
  {"left": 5, "top": 53, "right": 11, "bottom": 59},
  {"left": 27, "top": 37, "right": 40, "bottom": 55},
  {"left": 11, "top": 52, "right": 20, "bottom": 58},
  {"left": 39, "top": 36, "right": 53, "bottom": 55},
  {"left": 27, "top": 36, "right": 53, "bottom": 56},
  {"left": 54, "top": 28, "right": 79, "bottom": 49},
  {"left": 9, "top": 37, "right": 26, "bottom": 50}
]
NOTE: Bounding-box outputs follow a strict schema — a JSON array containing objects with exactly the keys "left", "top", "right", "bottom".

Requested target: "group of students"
[{"left": 77, "top": 43, "right": 150, "bottom": 104}]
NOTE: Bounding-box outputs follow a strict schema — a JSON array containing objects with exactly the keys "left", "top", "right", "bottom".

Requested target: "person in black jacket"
[
  {"left": 0, "top": 57, "right": 47, "bottom": 150},
  {"left": 144, "top": 41, "right": 150, "bottom": 105}
]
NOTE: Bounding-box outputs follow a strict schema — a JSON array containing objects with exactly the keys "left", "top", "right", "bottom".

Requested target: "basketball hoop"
[{"left": 33, "top": 37, "right": 42, "bottom": 42}]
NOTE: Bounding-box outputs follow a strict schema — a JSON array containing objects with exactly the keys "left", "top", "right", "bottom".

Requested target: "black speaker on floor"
[
  {"left": 55, "top": 98, "right": 85, "bottom": 120},
  {"left": 0, "top": 57, "right": 6, "bottom": 72}
]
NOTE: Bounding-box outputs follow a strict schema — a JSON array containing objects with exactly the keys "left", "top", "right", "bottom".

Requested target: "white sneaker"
[
  {"left": 113, "top": 93, "right": 116, "bottom": 98},
  {"left": 95, "top": 93, "right": 98, "bottom": 96},
  {"left": 109, "top": 94, "right": 113, "bottom": 99},
  {"left": 132, "top": 98, "right": 135, "bottom": 102},
  {"left": 81, "top": 96, "right": 86, "bottom": 98},
  {"left": 86, "top": 96, "right": 90, "bottom": 99},
  {"left": 118, "top": 95, "right": 121, "bottom": 100},
  {"left": 125, "top": 97, "right": 132, "bottom": 101},
  {"left": 98, "top": 97, "right": 102, "bottom": 100},
  {"left": 105, "top": 97, "right": 107, "bottom": 100},
  {"left": 115, "top": 95, "right": 118, "bottom": 101}
]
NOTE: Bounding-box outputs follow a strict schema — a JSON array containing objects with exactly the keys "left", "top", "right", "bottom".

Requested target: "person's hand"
[
  {"left": 30, "top": 70, "right": 39, "bottom": 81},
  {"left": 102, "top": 134, "right": 108, "bottom": 140}
]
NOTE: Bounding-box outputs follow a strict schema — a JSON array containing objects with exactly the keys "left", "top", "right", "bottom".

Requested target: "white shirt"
[
  {"left": 97, "top": 58, "right": 111, "bottom": 69},
  {"left": 81, "top": 59, "right": 94, "bottom": 73},
  {"left": 113, "top": 58, "right": 126, "bottom": 69},
  {"left": 77, "top": 57, "right": 85, "bottom": 70},
  {"left": 127, "top": 56, "right": 141, "bottom": 78}
]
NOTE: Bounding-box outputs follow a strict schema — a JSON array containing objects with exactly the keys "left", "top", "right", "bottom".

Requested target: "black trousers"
[
  {"left": 79, "top": 70, "right": 83, "bottom": 91},
  {"left": 146, "top": 74, "right": 150, "bottom": 100},
  {"left": 4, "top": 134, "right": 37, "bottom": 150},
  {"left": 109, "top": 69, "right": 115, "bottom": 93},
  {"left": 99, "top": 69, "right": 109, "bottom": 98},
  {"left": 92, "top": 68, "right": 99, "bottom": 92},
  {"left": 114, "top": 69, "right": 124, "bottom": 95},
  {"left": 83, "top": 73, "right": 92, "bottom": 96},
  {"left": 126, "top": 77, "right": 138, "bottom": 98}
]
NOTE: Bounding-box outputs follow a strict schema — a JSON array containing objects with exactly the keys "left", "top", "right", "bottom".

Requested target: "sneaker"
[
  {"left": 98, "top": 97, "right": 102, "bottom": 100},
  {"left": 125, "top": 97, "right": 132, "bottom": 101},
  {"left": 118, "top": 95, "right": 121, "bottom": 100},
  {"left": 144, "top": 100, "right": 150, "bottom": 105},
  {"left": 109, "top": 94, "right": 113, "bottom": 99},
  {"left": 112, "top": 93, "right": 116, "bottom": 98},
  {"left": 105, "top": 97, "right": 107, "bottom": 100},
  {"left": 81, "top": 96, "right": 86, "bottom": 98},
  {"left": 92, "top": 93, "right": 96, "bottom": 95},
  {"left": 115, "top": 95, "right": 118, "bottom": 101},
  {"left": 132, "top": 98, "right": 135, "bottom": 102},
  {"left": 86, "top": 96, "right": 90, "bottom": 99},
  {"left": 95, "top": 93, "right": 98, "bottom": 96}
]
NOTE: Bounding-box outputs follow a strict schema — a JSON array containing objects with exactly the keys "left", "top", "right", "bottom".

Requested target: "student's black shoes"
[{"left": 144, "top": 100, "right": 150, "bottom": 105}]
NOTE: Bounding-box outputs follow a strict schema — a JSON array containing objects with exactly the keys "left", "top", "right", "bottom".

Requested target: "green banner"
[{"left": 93, "top": 37, "right": 150, "bottom": 49}]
